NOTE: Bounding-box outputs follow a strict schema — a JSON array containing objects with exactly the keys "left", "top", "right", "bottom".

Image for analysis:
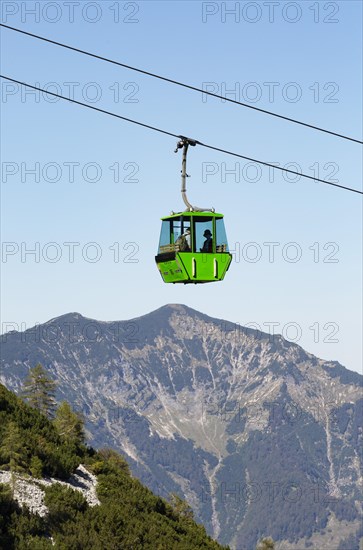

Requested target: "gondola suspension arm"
[{"left": 175, "top": 137, "right": 214, "bottom": 212}]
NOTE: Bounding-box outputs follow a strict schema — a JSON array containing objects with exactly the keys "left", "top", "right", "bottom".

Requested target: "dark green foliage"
[
  {"left": 0, "top": 383, "right": 85, "bottom": 479},
  {"left": 8, "top": 511, "right": 50, "bottom": 549},
  {"left": 94, "top": 447, "right": 130, "bottom": 474},
  {"left": 0, "top": 483, "right": 51, "bottom": 549},
  {"left": 54, "top": 401, "right": 85, "bottom": 445},
  {"left": 0, "top": 421, "right": 28, "bottom": 472},
  {"left": 87, "top": 451, "right": 225, "bottom": 549},
  {"left": 22, "top": 363, "right": 57, "bottom": 418},
  {"left": 44, "top": 484, "right": 88, "bottom": 526},
  {"left": 0, "top": 483, "right": 18, "bottom": 548},
  {"left": 0, "top": 384, "right": 228, "bottom": 549},
  {"left": 119, "top": 411, "right": 218, "bottom": 532},
  {"left": 169, "top": 493, "right": 194, "bottom": 521},
  {"left": 30, "top": 456, "right": 43, "bottom": 478}
]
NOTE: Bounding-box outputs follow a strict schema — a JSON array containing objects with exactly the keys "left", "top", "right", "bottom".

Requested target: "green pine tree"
[
  {"left": 0, "top": 421, "right": 27, "bottom": 473},
  {"left": 22, "top": 363, "right": 57, "bottom": 418},
  {"left": 29, "top": 456, "right": 43, "bottom": 478},
  {"left": 53, "top": 401, "right": 85, "bottom": 445},
  {"left": 0, "top": 421, "right": 28, "bottom": 494},
  {"left": 169, "top": 492, "right": 194, "bottom": 521}
]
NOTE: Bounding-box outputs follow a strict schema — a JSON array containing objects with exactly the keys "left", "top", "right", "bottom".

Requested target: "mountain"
[
  {"left": 1, "top": 304, "right": 362, "bottom": 549},
  {"left": 0, "top": 383, "right": 226, "bottom": 549}
]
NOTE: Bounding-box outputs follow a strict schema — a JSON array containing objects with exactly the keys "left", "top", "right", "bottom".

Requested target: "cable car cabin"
[{"left": 155, "top": 211, "right": 232, "bottom": 284}]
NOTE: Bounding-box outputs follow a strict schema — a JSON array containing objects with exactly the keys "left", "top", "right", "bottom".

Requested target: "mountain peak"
[
  {"left": 45, "top": 312, "right": 86, "bottom": 324},
  {"left": 142, "top": 303, "right": 202, "bottom": 317},
  {"left": 1, "top": 306, "right": 362, "bottom": 549}
]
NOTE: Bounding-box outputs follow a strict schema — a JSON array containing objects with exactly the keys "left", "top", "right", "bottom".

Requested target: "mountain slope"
[
  {"left": 0, "top": 383, "right": 227, "bottom": 550},
  {"left": 1, "top": 304, "right": 362, "bottom": 548}
]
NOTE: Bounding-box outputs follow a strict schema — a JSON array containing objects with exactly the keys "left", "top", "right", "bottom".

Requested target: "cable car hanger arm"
[{"left": 175, "top": 137, "right": 214, "bottom": 213}]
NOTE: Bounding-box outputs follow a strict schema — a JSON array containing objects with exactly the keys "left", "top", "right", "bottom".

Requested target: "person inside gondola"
[
  {"left": 200, "top": 229, "right": 213, "bottom": 252},
  {"left": 176, "top": 227, "right": 191, "bottom": 251},
  {"left": 181, "top": 227, "right": 191, "bottom": 251}
]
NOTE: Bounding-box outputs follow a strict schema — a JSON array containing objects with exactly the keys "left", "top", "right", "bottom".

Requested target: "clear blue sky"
[{"left": 1, "top": 1, "right": 362, "bottom": 373}]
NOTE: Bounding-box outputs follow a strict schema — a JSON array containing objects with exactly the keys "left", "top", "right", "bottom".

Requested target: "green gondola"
[{"left": 155, "top": 138, "right": 232, "bottom": 284}]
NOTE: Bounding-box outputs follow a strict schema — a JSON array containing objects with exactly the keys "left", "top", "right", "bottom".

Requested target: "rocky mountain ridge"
[{"left": 1, "top": 304, "right": 362, "bottom": 549}]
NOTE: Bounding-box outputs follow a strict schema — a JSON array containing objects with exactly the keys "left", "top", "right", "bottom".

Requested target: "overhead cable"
[
  {"left": 1, "top": 75, "right": 362, "bottom": 196},
  {"left": 1, "top": 23, "right": 362, "bottom": 145}
]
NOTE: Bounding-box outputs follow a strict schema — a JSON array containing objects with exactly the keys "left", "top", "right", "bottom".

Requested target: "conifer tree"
[
  {"left": 54, "top": 401, "right": 85, "bottom": 445},
  {"left": 30, "top": 456, "right": 43, "bottom": 478},
  {"left": 0, "top": 421, "right": 27, "bottom": 494},
  {"left": 170, "top": 492, "right": 194, "bottom": 521},
  {"left": 22, "top": 363, "right": 57, "bottom": 418},
  {"left": 0, "top": 421, "right": 27, "bottom": 473}
]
